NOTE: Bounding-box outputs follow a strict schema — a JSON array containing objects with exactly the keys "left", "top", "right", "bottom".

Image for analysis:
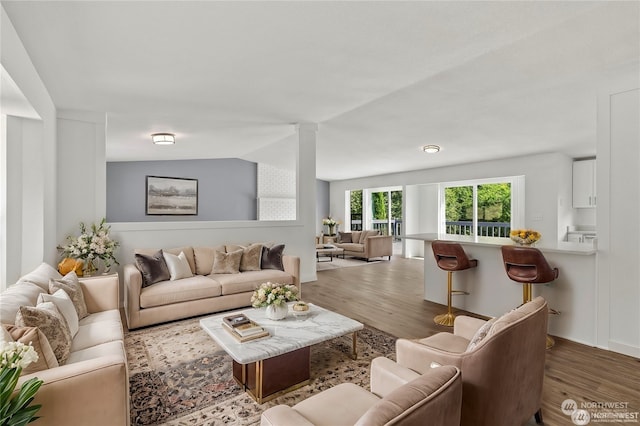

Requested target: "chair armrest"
[
  {"left": 370, "top": 356, "right": 420, "bottom": 398},
  {"left": 17, "top": 354, "right": 129, "bottom": 426},
  {"left": 123, "top": 263, "right": 143, "bottom": 329},
  {"left": 364, "top": 235, "right": 393, "bottom": 258},
  {"left": 454, "top": 316, "right": 489, "bottom": 340},
  {"left": 79, "top": 274, "right": 119, "bottom": 313},
  {"left": 282, "top": 255, "right": 301, "bottom": 291},
  {"left": 396, "top": 338, "right": 465, "bottom": 374},
  {"left": 261, "top": 405, "right": 315, "bottom": 426}
]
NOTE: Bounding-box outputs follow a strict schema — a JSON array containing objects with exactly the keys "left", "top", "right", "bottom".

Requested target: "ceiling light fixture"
[
  {"left": 152, "top": 133, "right": 175, "bottom": 145},
  {"left": 422, "top": 144, "right": 440, "bottom": 154}
]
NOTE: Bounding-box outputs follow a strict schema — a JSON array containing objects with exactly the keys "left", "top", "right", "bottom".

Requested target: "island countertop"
[{"left": 402, "top": 233, "right": 596, "bottom": 255}]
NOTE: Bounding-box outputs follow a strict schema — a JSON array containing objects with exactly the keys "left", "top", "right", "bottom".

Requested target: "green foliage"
[
  {"left": 350, "top": 190, "right": 362, "bottom": 214},
  {"left": 445, "top": 186, "right": 473, "bottom": 221},
  {"left": 0, "top": 369, "right": 43, "bottom": 426},
  {"left": 391, "top": 191, "right": 402, "bottom": 219},
  {"left": 372, "top": 192, "right": 387, "bottom": 219},
  {"left": 445, "top": 183, "right": 511, "bottom": 223}
]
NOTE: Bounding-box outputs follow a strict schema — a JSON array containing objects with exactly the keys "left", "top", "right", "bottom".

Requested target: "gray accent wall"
[
  {"left": 107, "top": 159, "right": 257, "bottom": 222},
  {"left": 316, "top": 179, "right": 330, "bottom": 234}
]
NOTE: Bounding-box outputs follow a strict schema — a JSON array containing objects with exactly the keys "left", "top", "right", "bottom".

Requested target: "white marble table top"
[{"left": 199, "top": 303, "right": 364, "bottom": 364}]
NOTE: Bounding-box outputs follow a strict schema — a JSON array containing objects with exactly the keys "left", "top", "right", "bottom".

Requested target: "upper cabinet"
[{"left": 573, "top": 159, "right": 596, "bottom": 208}]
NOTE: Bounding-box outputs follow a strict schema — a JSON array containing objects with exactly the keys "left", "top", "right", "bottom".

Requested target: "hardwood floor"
[{"left": 304, "top": 256, "right": 640, "bottom": 426}]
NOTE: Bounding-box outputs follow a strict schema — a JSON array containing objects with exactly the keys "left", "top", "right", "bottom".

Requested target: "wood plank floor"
[{"left": 303, "top": 256, "right": 640, "bottom": 426}]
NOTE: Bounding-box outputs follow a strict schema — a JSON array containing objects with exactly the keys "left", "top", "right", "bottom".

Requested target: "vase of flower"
[
  {"left": 84, "top": 259, "right": 97, "bottom": 277},
  {"left": 265, "top": 303, "right": 289, "bottom": 320}
]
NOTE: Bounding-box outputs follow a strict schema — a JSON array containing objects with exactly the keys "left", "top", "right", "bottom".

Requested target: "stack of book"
[{"left": 221, "top": 313, "right": 269, "bottom": 342}]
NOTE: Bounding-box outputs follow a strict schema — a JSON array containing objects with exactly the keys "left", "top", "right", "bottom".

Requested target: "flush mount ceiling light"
[
  {"left": 151, "top": 133, "right": 175, "bottom": 145},
  {"left": 422, "top": 144, "right": 440, "bottom": 154}
]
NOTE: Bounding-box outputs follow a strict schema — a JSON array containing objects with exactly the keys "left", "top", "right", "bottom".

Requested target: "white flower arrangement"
[
  {"left": 251, "top": 282, "right": 299, "bottom": 308},
  {"left": 0, "top": 341, "right": 43, "bottom": 424},
  {"left": 322, "top": 217, "right": 338, "bottom": 226},
  {"left": 58, "top": 218, "right": 120, "bottom": 270}
]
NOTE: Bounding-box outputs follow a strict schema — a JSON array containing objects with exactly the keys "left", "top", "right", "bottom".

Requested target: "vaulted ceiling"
[{"left": 2, "top": 1, "right": 638, "bottom": 180}]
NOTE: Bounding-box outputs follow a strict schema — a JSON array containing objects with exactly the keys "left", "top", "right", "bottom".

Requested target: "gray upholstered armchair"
[
  {"left": 260, "top": 359, "right": 462, "bottom": 426},
  {"left": 394, "top": 297, "right": 549, "bottom": 426}
]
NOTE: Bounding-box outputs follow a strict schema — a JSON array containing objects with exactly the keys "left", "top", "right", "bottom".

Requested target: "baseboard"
[{"left": 608, "top": 340, "right": 640, "bottom": 358}]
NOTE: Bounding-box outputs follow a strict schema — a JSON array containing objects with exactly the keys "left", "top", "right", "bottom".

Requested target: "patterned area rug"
[{"left": 126, "top": 315, "right": 397, "bottom": 425}]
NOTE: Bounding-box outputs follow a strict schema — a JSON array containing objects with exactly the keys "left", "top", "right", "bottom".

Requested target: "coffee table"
[
  {"left": 316, "top": 245, "right": 345, "bottom": 262},
  {"left": 200, "top": 303, "right": 363, "bottom": 403}
]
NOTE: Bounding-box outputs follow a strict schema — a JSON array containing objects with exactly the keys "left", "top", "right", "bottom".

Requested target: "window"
[{"left": 441, "top": 176, "right": 524, "bottom": 238}]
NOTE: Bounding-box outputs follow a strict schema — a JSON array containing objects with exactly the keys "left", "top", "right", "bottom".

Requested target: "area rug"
[
  {"left": 126, "top": 316, "right": 397, "bottom": 425},
  {"left": 316, "top": 256, "right": 381, "bottom": 272}
]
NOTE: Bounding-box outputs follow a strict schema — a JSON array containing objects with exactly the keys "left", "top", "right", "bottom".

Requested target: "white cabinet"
[{"left": 573, "top": 159, "right": 596, "bottom": 208}]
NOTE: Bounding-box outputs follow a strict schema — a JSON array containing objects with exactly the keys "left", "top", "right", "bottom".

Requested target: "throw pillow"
[
  {"left": 1, "top": 325, "right": 12, "bottom": 342},
  {"left": 466, "top": 318, "right": 496, "bottom": 352},
  {"left": 261, "top": 244, "right": 285, "bottom": 271},
  {"left": 2, "top": 324, "right": 59, "bottom": 374},
  {"left": 338, "top": 232, "right": 353, "bottom": 243},
  {"left": 134, "top": 250, "right": 171, "bottom": 287},
  {"left": 18, "top": 262, "right": 62, "bottom": 292},
  {"left": 212, "top": 249, "right": 243, "bottom": 274},
  {"left": 15, "top": 302, "right": 72, "bottom": 365},
  {"left": 163, "top": 251, "right": 194, "bottom": 281},
  {"left": 240, "top": 243, "right": 262, "bottom": 272},
  {"left": 49, "top": 271, "right": 89, "bottom": 320},
  {"left": 38, "top": 289, "right": 79, "bottom": 337},
  {"left": 359, "top": 229, "right": 380, "bottom": 244}
]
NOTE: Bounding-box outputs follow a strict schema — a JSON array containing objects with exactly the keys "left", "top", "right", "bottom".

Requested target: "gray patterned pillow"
[
  {"left": 466, "top": 318, "right": 496, "bottom": 352},
  {"left": 49, "top": 271, "right": 89, "bottom": 319},
  {"left": 15, "top": 302, "right": 72, "bottom": 365}
]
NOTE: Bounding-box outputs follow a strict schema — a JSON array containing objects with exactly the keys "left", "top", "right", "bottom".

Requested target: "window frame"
[{"left": 438, "top": 175, "right": 525, "bottom": 239}]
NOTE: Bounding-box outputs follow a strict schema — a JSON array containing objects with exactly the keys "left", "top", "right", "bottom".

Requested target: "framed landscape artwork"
[{"left": 146, "top": 176, "right": 198, "bottom": 215}]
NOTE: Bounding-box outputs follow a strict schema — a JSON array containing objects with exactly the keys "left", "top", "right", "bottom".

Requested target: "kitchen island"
[{"left": 404, "top": 233, "right": 597, "bottom": 346}]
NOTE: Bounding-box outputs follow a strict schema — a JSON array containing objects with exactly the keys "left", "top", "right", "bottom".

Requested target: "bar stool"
[
  {"left": 501, "top": 245, "right": 559, "bottom": 349},
  {"left": 431, "top": 241, "right": 477, "bottom": 327}
]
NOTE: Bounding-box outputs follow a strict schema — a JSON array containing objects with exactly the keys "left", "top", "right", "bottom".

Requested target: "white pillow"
[
  {"left": 38, "top": 289, "right": 80, "bottom": 337},
  {"left": 19, "top": 262, "right": 62, "bottom": 292},
  {"left": 163, "top": 251, "right": 193, "bottom": 281}
]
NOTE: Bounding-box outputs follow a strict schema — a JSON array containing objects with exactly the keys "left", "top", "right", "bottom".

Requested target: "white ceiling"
[{"left": 2, "top": 1, "right": 639, "bottom": 181}]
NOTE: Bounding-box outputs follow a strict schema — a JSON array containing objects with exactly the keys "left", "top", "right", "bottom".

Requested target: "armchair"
[
  {"left": 394, "top": 297, "right": 549, "bottom": 426},
  {"left": 260, "top": 359, "right": 462, "bottom": 426}
]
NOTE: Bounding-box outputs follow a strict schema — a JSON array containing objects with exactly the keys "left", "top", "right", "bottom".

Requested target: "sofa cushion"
[
  {"left": 71, "top": 315, "right": 124, "bottom": 352},
  {"left": 18, "top": 262, "right": 62, "bottom": 292},
  {"left": 293, "top": 383, "right": 379, "bottom": 425},
  {"left": 416, "top": 333, "right": 469, "bottom": 354},
  {"left": 78, "top": 309, "right": 121, "bottom": 326},
  {"left": 193, "top": 245, "right": 226, "bottom": 275},
  {"left": 351, "top": 231, "right": 362, "bottom": 243},
  {"left": 0, "top": 281, "right": 43, "bottom": 325},
  {"left": 16, "top": 302, "right": 72, "bottom": 365},
  {"left": 335, "top": 243, "right": 365, "bottom": 253},
  {"left": 359, "top": 230, "right": 380, "bottom": 244},
  {"left": 212, "top": 270, "right": 294, "bottom": 296},
  {"left": 338, "top": 232, "right": 353, "bottom": 243},
  {"left": 38, "top": 289, "right": 80, "bottom": 337},
  {"left": 2, "top": 324, "right": 59, "bottom": 374},
  {"left": 67, "top": 340, "right": 124, "bottom": 364},
  {"left": 139, "top": 276, "right": 222, "bottom": 308},
  {"left": 212, "top": 249, "right": 242, "bottom": 274},
  {"left": 239, "top": 243, "right": 263, "bottom": 272},
  {"left": 163, "top": 251, "right": 194, "bottom": 281},
  {"left": 261, "top": 244, "right": 285, "bottom": 271},
  {"left": 135, "top": 250, "right": 171, "bottom": 287},
  {"left": 49, "top": 271, "right": 89, "bottom": 320}
]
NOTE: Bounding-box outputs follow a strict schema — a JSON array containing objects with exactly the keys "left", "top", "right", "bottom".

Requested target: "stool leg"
[
  {"left": 546, "top": 335, "right": 555, "bottom": 349},
  {"left": 522, "top": 283, "right": 533, "bottom": 304},
  {"left": 434, "top": 271, "right": 456, "bottom": 327}
]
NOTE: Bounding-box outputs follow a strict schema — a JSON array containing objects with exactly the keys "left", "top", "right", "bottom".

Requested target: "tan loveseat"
[
  {"left": 393, "top": 297, "right": 549, "bottom": 426},
  {"left": 261, "top": 360, "right": 462, "bottom": 426},
  {"left": 0, "top": 264, "right": 129, "bottom": 426},
  {"left": 124, "top": 245, "right": 300, "bottom": 329},
  {"left": 333, "top": 230, "right": 393, "bottom": 261}
]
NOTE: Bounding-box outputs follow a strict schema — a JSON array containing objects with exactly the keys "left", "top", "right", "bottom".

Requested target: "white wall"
[
  {"left": 110, "top": 124, "right": 319, "bottom": 295},
  {"left": 330, "top": 152, "right": 575, "bottom": 246},
  {"left": 1, "top": 5, "right": 57, "bottom": 287},
  {"left": 596, "top": 84, "right": 640, "bottom": 357}
]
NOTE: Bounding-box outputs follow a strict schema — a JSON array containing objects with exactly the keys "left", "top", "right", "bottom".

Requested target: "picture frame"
[{"left": 146, "top": 176, "right": 198, "bottom": 215}]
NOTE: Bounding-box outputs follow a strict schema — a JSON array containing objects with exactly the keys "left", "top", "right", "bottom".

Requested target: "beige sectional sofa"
[
  {"left": 0, "top": 264, "right": 129, "bottom": 426},
  {"left": 124, "top": 244, "right": 300, "bottom": 330},
  {"left": 333, "top": 230, "right": 393, "bottom": 261}
]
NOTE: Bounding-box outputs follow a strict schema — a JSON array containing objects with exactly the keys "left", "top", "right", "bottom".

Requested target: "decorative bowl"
[{"left": 510, "top": 229, "right": 541, "bottom": 246}]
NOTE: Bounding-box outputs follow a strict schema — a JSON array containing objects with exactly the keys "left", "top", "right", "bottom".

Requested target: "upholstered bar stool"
[
  {"left": 501, "top": 245, "right": 559, "bottom": 348},
  {"left": 431, "top": 241, "right": 478, "bottom": 327}
]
